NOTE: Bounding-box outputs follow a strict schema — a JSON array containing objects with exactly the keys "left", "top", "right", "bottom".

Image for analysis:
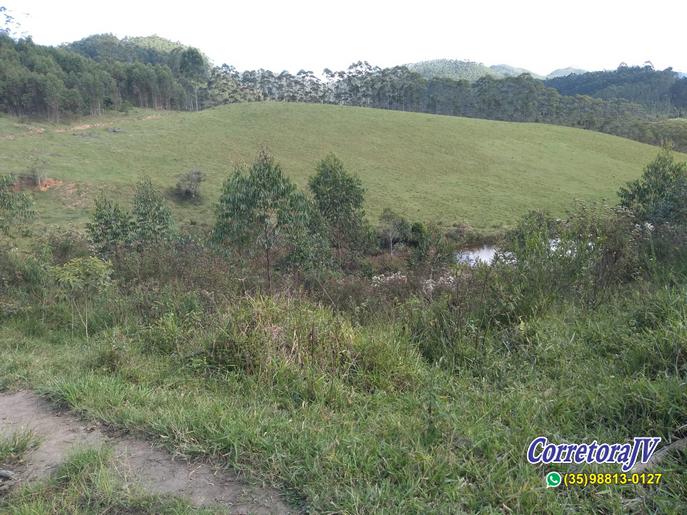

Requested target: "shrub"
[
  {"left": 131, "top": 177, "right": 175, "bottom": 245},
  {"left": 0, "top": 174, "right": 35, "bottom": 236},
  {"left": 500, "top": 204, "right": 646, "bottom": 309},
  {"left": 89, "top": 327, "right": 133, "bottom": 373},
  {"left": 204, "top": 297, "right": 355, "bottom": 376},
  {"left": 111, "top": 236, "right": 237, "bottom": 300},
  {"left": 141, "top": 311, "right": 192, "bottom": 354},
  {"left": 174, "top": 169, "right": 206, "bottom": 201},
  {"left": 309, "top": 153, "right": 367, "bottom": 265},
  {"left": 53, "top": 256, "right": 113, "bottom": 338},
  {"left": 618, "top": 149, "right": 687, "bottom": 226},
  {"left": 87, "top": 179, "right": 176, "bottom": 256},
  {"left": 86, "top": 194, "right": 132, "bottom": 256},
  {"left": 37, "top": 228, "right": 92, "bottom": 265},
  {"left": 407, "top": 222, "right": 454, "bottom": 278},
  {"left": 26, "top": 155, "right": 48, "bottom": 188}
]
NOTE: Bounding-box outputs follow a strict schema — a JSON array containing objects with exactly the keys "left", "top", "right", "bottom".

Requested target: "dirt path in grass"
[{"left": 0, "top": 391, "right": 294, "bottom": 514}]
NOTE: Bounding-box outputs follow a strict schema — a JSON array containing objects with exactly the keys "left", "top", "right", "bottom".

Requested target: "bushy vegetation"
[
  {"left": 619, "top": 148, "right": 687, "bottom": 225},
  {"left": 86, "top": 177, "right": 174, "bottom": 256},
  {"left": 0, "top": 174, "right": 34, "bottom": 236},
  {"left": 174, "top": 169, "right": 205, "bottom": 201},
  {"left": 1, "top": 150, "right": 686, "bottom": 512}
]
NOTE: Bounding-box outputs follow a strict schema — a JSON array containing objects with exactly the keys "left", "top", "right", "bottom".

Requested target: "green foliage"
[
  {"left": 142, "top": 311, "right": 192, "bottom": 354},
  {"left": 619, "top": 149, "right": 687, "bottom": 226},
  {"left": 53, "top": 256, "right": 112, "bottom": 299},
  {"left": 0, "top": 33, "right": 205, "bottom": 119},
  {"left": 87, "top": 179, "right": 174, "bottom": 255},
  {"left": 501, "top": 204, "right": 646, "bottom": 310},
  {"left": 131, "top": 176, "right": 175, "bottom": 244},
  {"left": 53, "top": 256, "right": 112, "bottom": 337},
  {"left": 38, "top": 227, "right": 92, "bottom": 265},
  {"left": 86, "top": 193, "right": 132, "bottom": 256},
  {"left": 25, "top": 155, "right": 47, "bottom": 187},
  {"left": 0, "top": 174, "right": 35, "bottom": 236},
  {"left": 309, "top": 153, "right": 366, "bottom": 264},
  {"left": 214, "top": 149, "right": 325, "bottom": 287},
  {"left": 203, "top": 297, "right": 358, "bottom": 379}
]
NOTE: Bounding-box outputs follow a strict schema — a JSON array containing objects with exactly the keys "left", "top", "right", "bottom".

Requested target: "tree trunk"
[{"left": 265, "top": 247, "right": 272, "bottom": 292}]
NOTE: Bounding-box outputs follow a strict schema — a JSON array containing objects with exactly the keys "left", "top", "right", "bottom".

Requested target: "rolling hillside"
[{"left": 0, "top": 102, "right": 680, "bottom": 233}]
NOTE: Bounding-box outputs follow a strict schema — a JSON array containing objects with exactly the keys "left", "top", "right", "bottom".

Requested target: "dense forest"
[
  {"left": 0, "top": 33, "right": 207, "bottom": 119},
  {"left": 545, "top": 64, "right": 687, "bottom": 114},
  {"left": 2, "top": 31, "right": 687, "bottom": 149}
]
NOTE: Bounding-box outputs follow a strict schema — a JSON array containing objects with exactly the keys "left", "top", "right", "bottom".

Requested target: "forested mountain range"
[
  {"left": 406, "top": 59, "right": 542, "bottom": 81},
  {"left": 545, "top": 64, "right": 687, "bottom": 114},
  {"left": 398, "top": 59, "right": 687, "bottom": 116},
  {"left": 2, "top": 33, "right": 687, "bottom": 150},
  {"left": 406, "top": 59, "right": 589, "bottom": 81}
]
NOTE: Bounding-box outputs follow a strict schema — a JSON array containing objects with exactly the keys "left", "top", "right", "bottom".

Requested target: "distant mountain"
[
  {"left": 64, "top": 33, "right": 209, "bottom": 66},
  {"left": 546, "top": 67, "right": 587, "bottom": 79},
  {"left": 490, "top": 64, "right": 543, "bottom": 80},
  {"left": 125, "top": 35, "right": 187, "bottom": 53},
  {"left": 407, "top": 59, "right": 498, "bottom": 81},
  {"left": 407, "top": 59, "right": 539, "bottom": 81}
]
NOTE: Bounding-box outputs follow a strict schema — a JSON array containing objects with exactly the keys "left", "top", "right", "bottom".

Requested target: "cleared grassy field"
[{"left": 0, "top": 103, "right": 681, "bottom": 232}]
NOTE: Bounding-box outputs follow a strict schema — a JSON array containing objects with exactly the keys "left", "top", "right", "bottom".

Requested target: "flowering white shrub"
[
  {"left": 422, "top": 273, "right": 456, "bottom": 297},
  {"left": 371, "top": 271, "right": 407, "bottom": 289}
]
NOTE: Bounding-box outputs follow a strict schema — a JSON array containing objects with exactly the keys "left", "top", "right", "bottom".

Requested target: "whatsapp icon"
[{"left": 546, "top": 471, "right": 562, "bottom": 488}]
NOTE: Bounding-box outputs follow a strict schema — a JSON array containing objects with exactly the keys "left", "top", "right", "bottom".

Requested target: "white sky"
[{"left": 4, "top": 0, "right": 686, "bottom": 75}]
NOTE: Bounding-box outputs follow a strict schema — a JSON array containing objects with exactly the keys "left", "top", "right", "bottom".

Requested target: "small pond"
[{"left": 455, "top": 246, "right": 497, "bottom": 265}]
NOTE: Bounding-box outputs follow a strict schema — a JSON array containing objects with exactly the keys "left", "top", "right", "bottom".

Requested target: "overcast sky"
[{"left": 4, "top": 0, "right": 685, "bottom": 75}]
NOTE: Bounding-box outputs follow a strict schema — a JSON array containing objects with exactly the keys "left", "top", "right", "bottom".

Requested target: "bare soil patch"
[
  {"left": 11, "top": 175, "right": 63, "bottom": 192},
  {"left": 0, "top": 391, "right": 293, "bottom": 513}
]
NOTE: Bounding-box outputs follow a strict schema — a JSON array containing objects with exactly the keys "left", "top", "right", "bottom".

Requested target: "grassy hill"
[{"left": 0, "top": 102, "right": 679, "bottom": 233}]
